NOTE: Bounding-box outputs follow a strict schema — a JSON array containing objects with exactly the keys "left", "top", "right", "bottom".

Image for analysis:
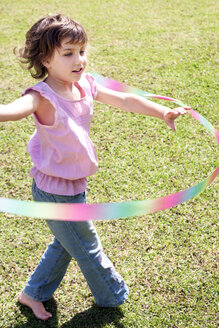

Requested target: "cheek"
[{"left": 83, "top": 53, "right": 88, "bottom": 61}]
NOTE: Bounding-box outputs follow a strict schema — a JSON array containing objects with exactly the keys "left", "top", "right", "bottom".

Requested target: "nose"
[{"left": 74, "top": 52, "right": 84, "bottom": 65}]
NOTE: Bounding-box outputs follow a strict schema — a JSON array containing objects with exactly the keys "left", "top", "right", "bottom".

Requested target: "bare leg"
[{"left": 18, "top": 291, "right": 52, "bottom": 321}]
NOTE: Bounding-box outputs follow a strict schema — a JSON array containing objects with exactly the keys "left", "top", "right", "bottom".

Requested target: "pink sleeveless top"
[{"left": 24, "top": 73, "right": 98, "bottom": 195}]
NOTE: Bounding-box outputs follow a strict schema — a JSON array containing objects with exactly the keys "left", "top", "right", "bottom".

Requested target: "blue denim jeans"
[{"left": 23, "top": 180, "right": 129, "bottom": 307}]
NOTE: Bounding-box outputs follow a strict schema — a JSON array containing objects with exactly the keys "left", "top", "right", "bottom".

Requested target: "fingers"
[
  {"left": 164, "top": 106, "right": 190, "bottom": 131},
  {"left": 183, "top": 106, "right": 192, "bottom": 110},
  {"left": 173, "top": 107, "right": 189, "bottom": 115},
  {"left": 169, "top": 121, "right": 176, "bottom": 131}
]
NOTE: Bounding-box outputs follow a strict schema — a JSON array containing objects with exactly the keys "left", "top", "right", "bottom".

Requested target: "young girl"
[{"left": 0, "top": 14, "right": 187, "bottom": 321}]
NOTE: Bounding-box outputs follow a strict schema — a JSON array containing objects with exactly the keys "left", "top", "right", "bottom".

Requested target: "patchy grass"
[{"left": 0, "top": 0, "right": 218, "bottom": 327}]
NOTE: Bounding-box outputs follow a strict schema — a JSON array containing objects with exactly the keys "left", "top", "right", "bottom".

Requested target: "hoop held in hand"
[{"left": 0, "top": 73, "right": 218, "bottom": 221}]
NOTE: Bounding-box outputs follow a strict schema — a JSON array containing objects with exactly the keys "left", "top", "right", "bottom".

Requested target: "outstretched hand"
[{"left": 163, "top": 107, "right": 190, "bottom": 131}]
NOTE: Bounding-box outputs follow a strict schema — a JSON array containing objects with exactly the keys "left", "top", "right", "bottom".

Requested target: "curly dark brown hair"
[{"left": 17, "top": 14, "right": 88, "bottom": 79}]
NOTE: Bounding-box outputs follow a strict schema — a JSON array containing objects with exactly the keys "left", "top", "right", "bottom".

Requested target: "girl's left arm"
[{"left": 95, "top": 84, "right": 188, "bottom": 131}]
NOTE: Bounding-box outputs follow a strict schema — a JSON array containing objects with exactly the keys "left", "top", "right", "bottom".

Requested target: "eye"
[
  {"left": 64, "top": 53, "right": 72, "bottom": 57},
  {"left": 80, "top": 50, "right": 86, "bottom": 56}
]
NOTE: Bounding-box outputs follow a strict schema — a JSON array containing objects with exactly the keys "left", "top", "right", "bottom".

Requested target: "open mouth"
[{"left": 72, "top": 68, "right": 83, "bottom": 73}]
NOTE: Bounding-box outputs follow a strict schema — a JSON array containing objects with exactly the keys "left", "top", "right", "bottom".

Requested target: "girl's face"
[{"left": 43, "top": 38, "right": 87, "bottom": 84}]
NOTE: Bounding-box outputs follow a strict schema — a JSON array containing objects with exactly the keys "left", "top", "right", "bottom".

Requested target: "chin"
[{"left": 72, "top": 74, "right": 84, "bottom": 82}]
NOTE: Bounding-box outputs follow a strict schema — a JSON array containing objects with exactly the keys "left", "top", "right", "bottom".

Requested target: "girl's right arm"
[{"left": 0, "top": 91, "right": 40, "bottom": 122}]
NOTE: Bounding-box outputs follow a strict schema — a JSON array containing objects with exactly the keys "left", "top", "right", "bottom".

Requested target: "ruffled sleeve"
[
  {"left": 85, "top": 73, "right": 98, "bottom": 99},
  {"left": 22, "top": 82, "right": 59, "bottom": 110},
  {"left": 22, "top": 82, "right": 60, "bottom": 127}
]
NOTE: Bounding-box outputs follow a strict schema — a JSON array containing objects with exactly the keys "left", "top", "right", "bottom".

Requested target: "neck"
[
  {"left": 44, "top": 76, "right": 73, "bottom": 92},
  {"left": 44, "top": 76, "right": 82, "bottom": 101}
]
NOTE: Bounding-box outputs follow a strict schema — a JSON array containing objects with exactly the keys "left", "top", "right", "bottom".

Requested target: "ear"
[{"left": 41, "top": 59, "right": 51, "bottom": 69}]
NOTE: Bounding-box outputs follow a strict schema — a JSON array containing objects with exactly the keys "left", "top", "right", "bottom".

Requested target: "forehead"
[{"left": 60, "top": 37, "right": 86, "bottom": 49}]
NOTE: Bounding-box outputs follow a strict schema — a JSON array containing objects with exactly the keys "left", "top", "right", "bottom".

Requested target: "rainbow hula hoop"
[{"left": 0, "top": 73, "right": 218, "bottom": 221}]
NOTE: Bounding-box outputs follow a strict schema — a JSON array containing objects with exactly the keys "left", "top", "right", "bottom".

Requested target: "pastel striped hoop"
[{"left": 0, "top": 73, "right": 218, "bottom": 221}]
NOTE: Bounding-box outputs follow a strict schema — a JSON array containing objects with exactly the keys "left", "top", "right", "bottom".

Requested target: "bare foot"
[{"left": 18, "top": 291, "right": 52, "bottom": 321}]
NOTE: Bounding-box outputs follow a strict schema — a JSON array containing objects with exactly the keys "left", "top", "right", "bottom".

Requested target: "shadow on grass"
[
  {"left": 12, "top": 299, "right": 125, "bottom": 328},
  {"left": 60, "top": 304, "right": 125, "bottom": 328}
]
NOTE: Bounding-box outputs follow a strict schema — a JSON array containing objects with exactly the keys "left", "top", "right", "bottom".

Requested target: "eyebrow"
[
  {"left": 61, "top": 45, "right": 86, "bottom": 51},
  {"left": 62, "top": 47, "right": 74, "bottom": 51}
]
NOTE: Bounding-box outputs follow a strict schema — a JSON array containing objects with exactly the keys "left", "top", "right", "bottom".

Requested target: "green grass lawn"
[{"left": 0, "top": 0, "right": 218, "bottom": 327}]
